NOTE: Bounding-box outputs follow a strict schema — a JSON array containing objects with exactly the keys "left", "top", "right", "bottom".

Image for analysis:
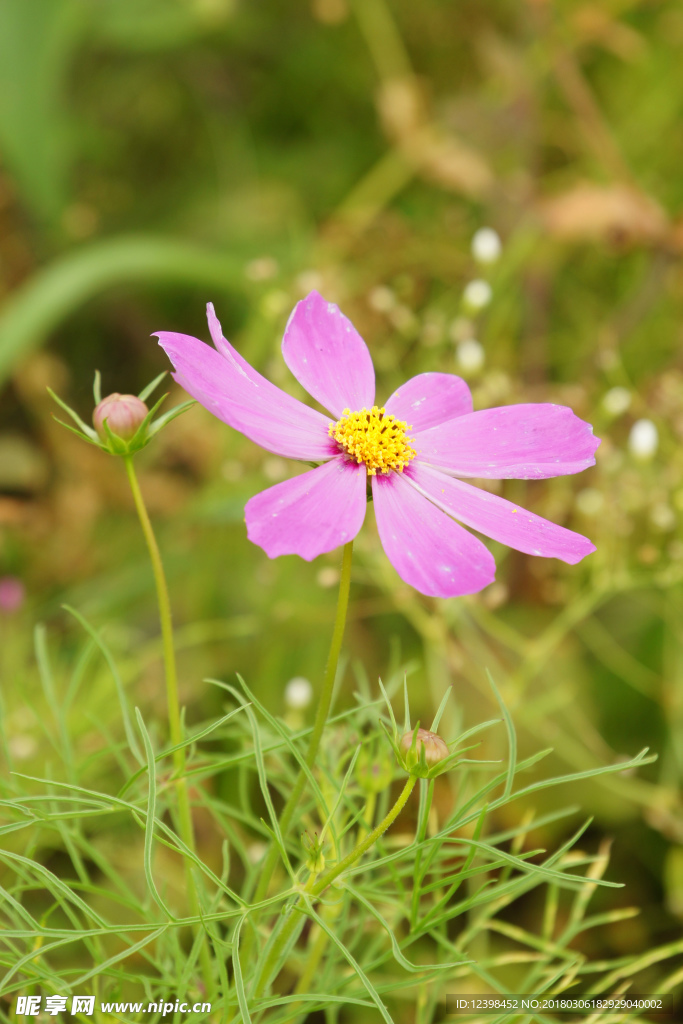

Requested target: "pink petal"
[
  {"left": 246, "top": 458, "right": 367, "bottom": 561},
  {"left": 371, "top": 472, "right": 496, "bottom": 598},
  {"left": 384, "top": 372, "right": 473, "bottom": 431},
  {"left": 156, "top": 309, "right": 333, "bottom": 461},
  {"left": 415, "top": 404, "right": 600, "bottom": 479},
  {"left": 407, "top": 464, "right": 595, "bottom": 564},
  {"left": 281, "top": 291, "right": 375, "bottom": 418}
]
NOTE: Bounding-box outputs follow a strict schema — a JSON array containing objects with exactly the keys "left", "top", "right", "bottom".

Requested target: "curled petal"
[
  {"left": 246, "top": 458, "right": 367, "bottom": 561},
  {"left": 157, "top": 308, "right": 333, "bottom": 461},
  {"left": 415, "top": 404, "right": 600, "bottom": 479},
  {"left": 282, "top": 291, "right": 375, "bottom": 417},
  {"left": 407, "top": 463, "right": 595, "bottom": 564},
  {"left": 385, "top": 372, "right": 473, "bottom": 431},
  {"left": 371, "top": 472, "right": 496, "bottom": 598}
]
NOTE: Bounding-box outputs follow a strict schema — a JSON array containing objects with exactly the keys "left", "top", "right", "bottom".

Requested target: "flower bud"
[
  {"left": 93, "top": 393, "right": 148, "bottom": 441},
  {"left": 400, "top": 728, "right": 449, "bottom": 770},
  {"left": 0, "top": 576, "right": 25, "bottom": 615},
  {"left": 602, "top": 386, "right": 631, "bottom": 417},
  {"left": 463, "top": 279, "right": 492, "bottom": 311},
  {"left": 471, "top": 227, "right": 502, "bottom": 264},
  {"left": 284, "top": 676, "right": 313, "bottom": 709},
  {"left": 456, "top": 338, "right": 485, "bottom": 374},
  {"left": 301, "top": 831, "right": 325, "bottom": 873},
  {"left": 628, "top": 418, "right": 658, "bottom": 461}
]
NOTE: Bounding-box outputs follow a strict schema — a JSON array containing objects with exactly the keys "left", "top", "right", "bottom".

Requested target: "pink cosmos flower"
[{"left": 156, "top": 292, "right": 599, "bottom": 598}]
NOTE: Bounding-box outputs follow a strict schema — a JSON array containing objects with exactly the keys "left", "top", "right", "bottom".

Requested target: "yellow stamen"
[{"left": 329, "top": 406, "right": 416, "bottom": 475}]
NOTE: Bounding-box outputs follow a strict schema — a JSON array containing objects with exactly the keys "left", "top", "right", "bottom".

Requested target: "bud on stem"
[
  {"left": 400, "top": 727, "right": 449, "bottom": 772},
  {"left": 93, "top": 393, "right": 149, "bottom": 441}
]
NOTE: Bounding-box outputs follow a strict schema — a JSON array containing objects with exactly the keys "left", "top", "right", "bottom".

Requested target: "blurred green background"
[{"left": 1, "top": 0, "right": 683, "bottom": 989}]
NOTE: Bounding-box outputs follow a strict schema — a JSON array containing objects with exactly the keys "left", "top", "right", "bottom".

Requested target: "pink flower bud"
[
  {"left": 400, "top": 728, "right": 449, "bottom": 768},
  {"left": 93, "top": 393, "right": 148, "bottom": 441},
  {"left": 0, "top": 576, "right": 25, "bottom": 614}
]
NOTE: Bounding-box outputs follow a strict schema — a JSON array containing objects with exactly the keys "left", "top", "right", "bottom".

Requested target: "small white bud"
[
  {"left": 628, "top": 419, "right": 658, "bottom": 461},
  {"left": 463, "top": 279, "right": 492, "bottom": 311},
  {"left": 471, "top": 227, "right": 502, "bottom": 264},
  {"left": 247, "top": 842, "right": 267, "bottom": 864},
  {"left": 602, "top": 386, "right": 632, "bottom": 417},
  {"left": 456, "top": 338, "right": 485, "bottom": 373},
  {"left": 284, "top": 677, "right": 313, "bottom": 709}
]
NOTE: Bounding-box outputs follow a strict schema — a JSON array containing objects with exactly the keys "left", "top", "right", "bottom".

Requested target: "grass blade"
[
  {"left": 135, "top": 707, "right": 177, "bottom": 921},
  {"left": 64, "top": 605, "right": 143, "bottom": 766},
  {"left": 487, "top": 669, "right": 517, "bottom": 800}
]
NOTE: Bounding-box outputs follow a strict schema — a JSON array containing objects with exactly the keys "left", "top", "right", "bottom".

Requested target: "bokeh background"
[{"left": 2, "top": 0, "right": 683, "bottom": 991}]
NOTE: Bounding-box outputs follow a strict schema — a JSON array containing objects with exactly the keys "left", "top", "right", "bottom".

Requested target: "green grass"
[{"left": 0, "top": 627, "right": 675, "bottom": 1021}]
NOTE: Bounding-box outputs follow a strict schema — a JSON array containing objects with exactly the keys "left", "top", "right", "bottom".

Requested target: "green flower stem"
[
  {"left": 124, "top": 458, "right": 182, "bottom": 756},
  {"left": 299, "top": 539, "right": 354, "bottom": 781},
  {"left": 242, "top": 541, "right": 354, "bottom": 960},
  {"left": 292, "top": 887, "right": 344, "bottom": 1004},
  {"left": 293, "top": 922, "right": 330, "bottom": 996},
  {"left": 311, "top": 775, "right": 416, "bottom": 896},
  {"left": 357, "top": 790, "right": 377, "bottom": 840},
  {"left": 410, "top": 778, "right": 432, "bottom": 930},
  {"left": 253, "top": 774, "right": 416, "bottom": 998},
  {"left": 124, "top": 456, "right": 214, "bottom": 998}
]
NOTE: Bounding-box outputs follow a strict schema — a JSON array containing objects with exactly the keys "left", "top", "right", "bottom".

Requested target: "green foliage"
[
  {"left": 0, "top": 0, "right": 84, "bottom": 225},
  {"left": 0, "top": 625, "right": 674, "bottom": 1022},
  {"left": 0, "top": 238, "right": 245, "bottom": 385}
]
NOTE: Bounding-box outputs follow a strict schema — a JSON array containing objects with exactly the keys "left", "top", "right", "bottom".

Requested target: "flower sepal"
[
  {"left": 398, "top": 725, "right": 449, "bottom": 778},
  {"left": 49, "top": 370, "right": 195, "bottom": 457},
  {"left": 301, "top": 830, "right": 326, "bottom": 874}
]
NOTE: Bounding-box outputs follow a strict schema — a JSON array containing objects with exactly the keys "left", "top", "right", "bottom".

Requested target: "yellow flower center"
[{"left": 329, "top": 406, "right": 416, "bottom": 475}]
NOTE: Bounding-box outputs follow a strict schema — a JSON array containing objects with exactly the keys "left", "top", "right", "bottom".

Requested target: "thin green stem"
[
  {"left": 124, "top": 458, "right": 182, "bottom": 757},
  {"left": 253, "top": 774, "right": 417, "bottom": 999},
  {"left": 292, "top": 887, "right": 344, "bottom": 1005},
  {"left": 124, "top": 456, "right": 214, "bottom": 998},
  {"left": 356, "top": 790, "right": 377, "bottom": 841},
  {"left": 242, "top": 541, "right": 354, "bottom": 961},
  {"left": 293, "top": 924, "right": 330, "bottom": 996},
  {"left": 303, "top": 540, "right": 355, "bottom": 779},
  {"left": 311, "top": 775, "right": 416, "bottom": 897},
  {"left": 350, "top": 0, "right": 413, "bottom": 81},
  {"left": 410, "top": 778, "right": 433, "bottom": 929}
]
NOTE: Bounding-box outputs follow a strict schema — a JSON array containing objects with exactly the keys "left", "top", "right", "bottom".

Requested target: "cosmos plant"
[{"left": 40, "top": 292, "right": 666, "bottom": 1017}]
